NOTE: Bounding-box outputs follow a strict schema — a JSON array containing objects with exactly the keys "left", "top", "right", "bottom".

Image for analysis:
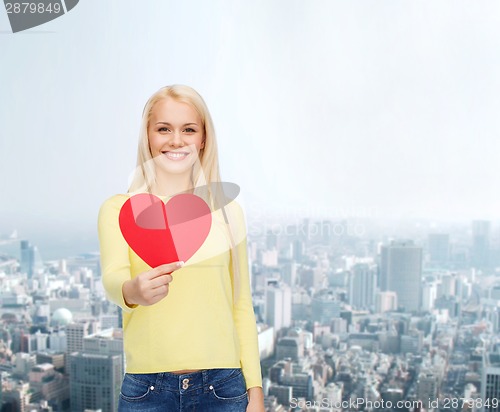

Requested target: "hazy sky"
[{"left": 1, "top": 0, "right": 500, "bottom": 245}]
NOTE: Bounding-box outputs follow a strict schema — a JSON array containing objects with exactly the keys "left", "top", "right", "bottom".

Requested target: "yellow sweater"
[{"left": 97, "top": 194, "right": 263, "bottom": 390}]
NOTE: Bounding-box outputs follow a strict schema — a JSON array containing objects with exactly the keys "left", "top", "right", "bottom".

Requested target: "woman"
[{"left": 98, "top": 85, "right": 265, "bottom": 411}]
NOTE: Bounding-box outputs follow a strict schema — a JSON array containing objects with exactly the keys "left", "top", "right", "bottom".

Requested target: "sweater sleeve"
[
  {"left": 227, "top": 201, "right": 263, "bottom": 390},
  {"left": 97, "top": 195, "right": 138, "bottom": 313}
]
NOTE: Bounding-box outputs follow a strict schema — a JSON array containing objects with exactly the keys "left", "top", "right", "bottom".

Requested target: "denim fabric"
[{"left": 118, "top": 368, "right": 249, "bottom": 411}]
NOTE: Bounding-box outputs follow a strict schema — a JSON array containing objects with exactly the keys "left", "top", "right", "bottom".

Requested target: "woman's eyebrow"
[{"left": 155, "top": 122, "right": 199, "bottom": 126}]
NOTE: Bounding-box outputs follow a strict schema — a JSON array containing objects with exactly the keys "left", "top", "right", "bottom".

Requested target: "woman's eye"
[
  {"left": 184, "top": 128, "right": 196, "bottom": 133},
  {"left": 158, "top": 127, "right": 170, "bottom": 132}
]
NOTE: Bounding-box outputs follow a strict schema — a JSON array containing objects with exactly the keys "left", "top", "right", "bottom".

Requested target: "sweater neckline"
[{"left": 127, "top": 192, "right": 175, "bottom": 200}]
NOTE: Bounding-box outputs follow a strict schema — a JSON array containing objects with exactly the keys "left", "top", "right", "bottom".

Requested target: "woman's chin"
[{"left": 154, "top": 160, "right": 194, "bottom": 176}]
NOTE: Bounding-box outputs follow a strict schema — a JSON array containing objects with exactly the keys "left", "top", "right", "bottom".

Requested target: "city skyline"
[
  {"left": 2, "top": 1, "right": 500, "bottom": 239},
  {"left": 1, "top": 202, "right": 499, "bottom": 410},
  {"left": 1, "top": 215, "right": 500, "bottom": 262}
]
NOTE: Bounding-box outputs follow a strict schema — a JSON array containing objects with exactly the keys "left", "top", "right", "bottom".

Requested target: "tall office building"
[
  {"left": 268, "top": 385, "right": 293, "bottom": 407},
  {"left": 481, "top": 352, "right": 500, "bottom": 412},
  {"left": 438, "top": 273, "right": 456, "bottom": 298},
  {"left": 65, "top": 322, "right": 91, "bottom": 373},
  {"left": 266, "top": 281, "right": 292, "bottom": 333},
  {"left": 416, "top": 370, "right": 438, "bottom": 404},
  {"left": 421, "top": 281, "right": 438, "bottom": 312},
  {"left": 472, "top": 220, "right": 491, "bottom": 269},
  {"left": 292, "top": 239, "right": 305, "bottom": 263},
  {"left": 66, "top": 322, "right": 90, "bottom": 354},
  {"left": 428, "top": 233, "right": 450, "bottom": 266},
  {"left": 280, "top": 372, "right": 314, "bottom": 401},
  {"left": 69, "top": 329, "right": 124, "bottom": 412},
  {"left": 299, "top": 267, "right": 324, "bottom": 289},
  {"left": 311, "top": 294, "right": 342, "bottom": 323},
  {"left": 69, "top": 353, "right": 122, "bottom": 412},
  {"left": 380, "top": 240, "right": 423, "bottom": 312},
  {"left": 276, "top": 337, "right": 302, "bottom": 361},
  {"left": 281, "top": 262, "right": 298, "bottom": 287},
  {"left": 20, "top": 240, "right": 36, "bottom": 279},
  {"left": 83, "top": 328, "right": 124, "bottom": 372},
  {"left": 348, "top": 263, "right": 377, "bottom": 310}
]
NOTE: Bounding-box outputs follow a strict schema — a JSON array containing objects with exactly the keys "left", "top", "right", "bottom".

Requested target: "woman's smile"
[{"left": 162, "top": 150, "right": 190, "bottom": 161}]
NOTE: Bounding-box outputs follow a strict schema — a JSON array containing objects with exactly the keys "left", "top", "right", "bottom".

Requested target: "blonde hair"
[
  {"left": 128, "top": 85, "right": 219, "bottom": 197},
  {"left": 127, "top": 85, "right": 243, "bottom": 304}
]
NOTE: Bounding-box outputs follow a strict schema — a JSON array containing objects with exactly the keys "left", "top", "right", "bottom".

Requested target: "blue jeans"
[{"left": 118, "top": 368, "right": 249, "bottom": 411}]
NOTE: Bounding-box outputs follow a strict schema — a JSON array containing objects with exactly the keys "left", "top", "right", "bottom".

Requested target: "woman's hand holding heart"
[{"left": 122, "top": 261, "right": 184, "bottom": 307}]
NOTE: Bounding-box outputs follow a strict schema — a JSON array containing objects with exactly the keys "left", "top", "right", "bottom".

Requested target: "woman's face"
[{"left": 148, "top": 97, "right": 205, "bottom": 178}]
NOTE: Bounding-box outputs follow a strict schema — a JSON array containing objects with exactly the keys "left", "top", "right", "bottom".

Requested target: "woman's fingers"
[
  {"left": 151, "top": 284, "right": 170, "bottom": 300},
  {"left": 148, "top": 261, "right": 184, "bottom": 279},
  {"left": 128, "top": 262, "right": 182, "bottom": 306},
  {"left": 150, "top": 274, "right": 173, "bottom": 289}
]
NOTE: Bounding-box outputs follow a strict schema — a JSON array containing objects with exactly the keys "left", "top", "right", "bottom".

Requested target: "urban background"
[{"left": 1, "top": 1, "right": 500, "bottom": 411}]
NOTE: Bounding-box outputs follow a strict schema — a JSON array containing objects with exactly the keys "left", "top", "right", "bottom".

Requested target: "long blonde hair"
[{"left": 127, "top": 85, "right": 243, "bottom": 304}]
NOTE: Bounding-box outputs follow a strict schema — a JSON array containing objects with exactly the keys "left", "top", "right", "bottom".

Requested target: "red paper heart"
[{"left": 118, "top": 193, "right": 212, "bottom": 268}]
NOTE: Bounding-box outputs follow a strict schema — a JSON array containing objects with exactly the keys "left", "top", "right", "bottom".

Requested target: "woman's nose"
[{"left": 169, "top": 131, "right": 184, "bottom": 147}]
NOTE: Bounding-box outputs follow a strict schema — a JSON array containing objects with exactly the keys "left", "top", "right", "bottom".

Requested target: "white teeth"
[{"left": 164, "top": 152, "right": 188, "bottom": 159}]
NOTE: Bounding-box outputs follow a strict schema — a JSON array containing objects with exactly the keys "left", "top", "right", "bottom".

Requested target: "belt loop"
[
  {"left": 155, "top": 372, "right": 164, "bottom": 391},
  {"left": 202, "top": 369, "right": 209, "bottom": 393}
]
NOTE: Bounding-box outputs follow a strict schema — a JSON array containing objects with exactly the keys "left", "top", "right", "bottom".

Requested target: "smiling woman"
[
  {"left": 98, "top": 85, "right": 264, "bottom": 412},
  {"left": 147, "top": 97, "right": 206, "bottom": 187},
  {"left": 127, "top": 85, "right": 221, "bottom": 199}
]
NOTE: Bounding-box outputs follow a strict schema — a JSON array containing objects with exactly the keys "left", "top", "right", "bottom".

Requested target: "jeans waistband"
[{"left": 125, "top": 368, "right": 243, "bottom": 394}]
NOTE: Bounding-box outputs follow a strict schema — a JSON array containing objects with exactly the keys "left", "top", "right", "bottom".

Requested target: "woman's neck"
[{"left": 151, "top": 172, "right": 194, "bottom": 197}]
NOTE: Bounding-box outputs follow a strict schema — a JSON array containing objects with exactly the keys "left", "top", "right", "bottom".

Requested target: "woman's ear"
[{"left": 201, "top": 137, "right": 206, "bottom": 149}]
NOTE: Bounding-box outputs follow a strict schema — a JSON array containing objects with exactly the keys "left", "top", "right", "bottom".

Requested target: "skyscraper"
[
  {"left": 281, "top": 262, "right": 297, "bottom": 287},
  {"left": 69, "top": 329, "right": 124, "bottom": 412},
  {"left": 428, "top": 233, "right": 450, "bottom": 266},
  {"left": 65, "top": 321, "right": 91, "bottom": 373},
  {"left": 348, "top": 263, "right": 377, "bottom": 310},
  {"left": 20, "top": 240, "right": 35, "bottom": 279},
  {"left": 380, "top": 240, "right": 423, "bottom": 312},
  {"left": 416, "top": 370, "right": 438, "bottom": 404},
  {"left": 69, "top": 353, "right": 122, "bottom": 412},
  {"left": 292, "top": 240, "right": 304, "bottom": 263},
  {"left": 481, "top": 352, "right": 500, "bottom": 412},
  {"left": 266, "top": 281, "right": 292, "bottom": 333},
  {"left": 472, "top": 220, "right": 491, "bottom": 269},
  {"left": 83, "top": 328, "right": 124, "bottom": 372},
  {"left": 66, "top": 322, "right": 89, "bottom": 354}
]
